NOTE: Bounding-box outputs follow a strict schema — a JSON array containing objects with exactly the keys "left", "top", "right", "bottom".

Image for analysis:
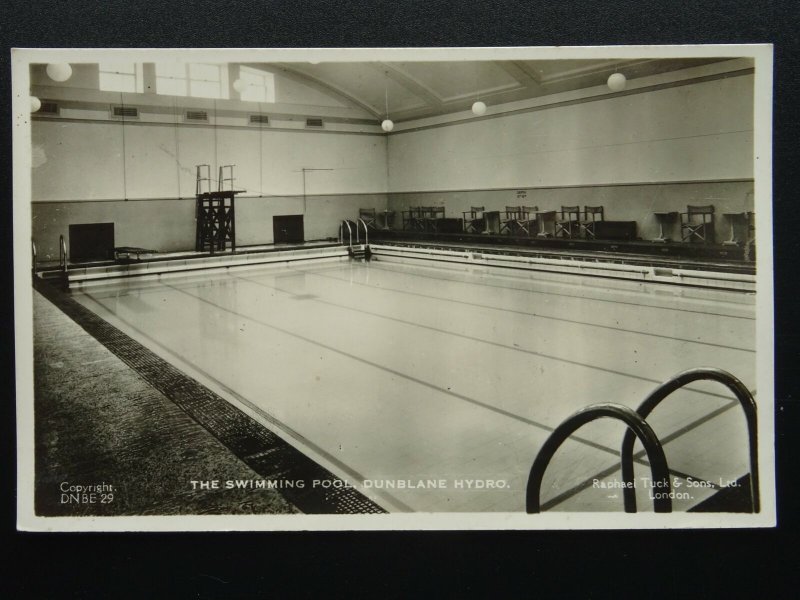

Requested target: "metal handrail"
[
  {"left": 621, "top": 367, "right": 759, "bottom": 513},
  {"left": 357, "top": 218, "right": 369, "bottom": 246},
  {"left": 526, "top": 403, "right": 672, "bottom": 513},
  {"left": 59, "top": 234, "right": 67, "bottom": 273},
  {"left": 31, "top": 240, "right": 37, "bottom": 275},
  {"left": 339, "top": 220, "right": 353, "bottom": 250}
]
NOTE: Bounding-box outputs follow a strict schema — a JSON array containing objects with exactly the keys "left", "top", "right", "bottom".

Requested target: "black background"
[{"left": 1, "top": 1, "right": 798, "bottom": 597}]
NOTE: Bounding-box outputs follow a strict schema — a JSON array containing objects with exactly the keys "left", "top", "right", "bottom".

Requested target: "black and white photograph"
[{"left": 13, "top": 45, "right": 775, "bottom": 530}]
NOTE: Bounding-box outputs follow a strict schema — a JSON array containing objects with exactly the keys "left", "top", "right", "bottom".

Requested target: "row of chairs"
[
  {"left": 466, "top": 204, "right": 717, "bottom": 242},
  {"left": 464, "top": 205, "right": 605, "bottom": 239},
  {"left": 401, "top": 206, "right": 445, "bottom": 231},
  {"left": 363, "top": 204, "right": 717, "bottom": 243},
  {"left": 465, "top": 205, "right": 541, "bottom": 236},
  {"left": 553, "top": 206, "right": 605, "bottom": 239}
]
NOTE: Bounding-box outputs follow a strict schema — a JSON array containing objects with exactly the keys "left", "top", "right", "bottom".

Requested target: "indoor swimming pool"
[{"left": 69, "top": 256, "right": 757, "bottom": 512}]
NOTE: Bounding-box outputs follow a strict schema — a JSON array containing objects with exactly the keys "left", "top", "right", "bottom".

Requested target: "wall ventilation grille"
[
  {"left": 39, "top": 102, "right": 60, "bottom": 115},
  {"left": 305, "top": 117, "right": 324, "bottom": 128},
  {"left": 249, "top": 114, "right": 270, "bottom": 125},
  {"left": 185, "top": 110, "right": 209, "bottom": 122},
  {"left": 112, "top": 105, "right": 139, "bottom": 118}
]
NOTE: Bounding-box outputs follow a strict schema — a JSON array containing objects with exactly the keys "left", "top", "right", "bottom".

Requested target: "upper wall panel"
[
  {"left": 31, "top": 118, "right": 389, "bottom": 201},
  {"left": 386, "top": 74, "right": 754, "bottom": 192}
]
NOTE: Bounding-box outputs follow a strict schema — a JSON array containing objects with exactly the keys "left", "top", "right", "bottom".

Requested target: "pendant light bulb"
[
  {"left": 46, "top": 63, "right": 73, "bottom": 82},
  {"left": 607, "top": 73, "right": 627, "bottom": 92}
]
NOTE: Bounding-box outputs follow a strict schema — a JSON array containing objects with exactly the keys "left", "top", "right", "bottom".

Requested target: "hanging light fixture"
[
  {"left": 30, "top": 96, "right": 41, "bottom": 112},
  {"left": 46, "top": 63, "right": 73, "bottom": 82},
  {"left": 233, "top": 78, "right": 246, "bottom": 93},
  {"left": 607, "top": 72, "right": 627, "bottom": 92},
  {"left": 381, "top": 84, "right": 394, "bottom": 132},
  {"left": 472, "top": 65, "right": 487, "bottom": 115},
  {"left": 471, "top": 101, "right": 487, "bottom": 116},
  {"left": 32, "top": 144, "right": 47, "bottom": 168}
]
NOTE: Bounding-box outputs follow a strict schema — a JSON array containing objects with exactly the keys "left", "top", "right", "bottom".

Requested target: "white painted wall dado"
[{"left": 387, "top": 74, "right": 754, "bottom": 192}]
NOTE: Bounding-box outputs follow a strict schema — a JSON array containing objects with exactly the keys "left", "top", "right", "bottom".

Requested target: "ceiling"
[{"left": 263, "top": 58, "right": 729, "bottom": 122}]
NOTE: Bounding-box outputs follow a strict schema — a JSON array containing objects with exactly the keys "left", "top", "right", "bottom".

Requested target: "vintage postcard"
[{"left": 13, "top": 45, "right": 775, "bottom": 531}]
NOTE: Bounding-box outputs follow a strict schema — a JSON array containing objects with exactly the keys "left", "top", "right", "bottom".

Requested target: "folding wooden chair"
[
  {"left": 555, "top": 206, "right": 581, "bottom": 238},
  {"left": 500, "top": 206, "right": 522, "bottom": 235},
  {"left": 359, "top": 208, "right": 377, "bottom": 229},
  {"left": 516, "top": 205, "right": 539, "bottom": 236},
  {"left": 402, "top": 207, "right": 422, "bottom": 231},
  {"left": 681, "top": 205, "right": 715, "bottom": 243},
  {"left": 417, "top": 206, "right": 436, "bottom": 232},
  {"left": 579, "top": 205, "right": 604, "bottom": 239},
  {"left": 463, "top": 206, "right": 485, "bottom": 233},
  {"left": 426, "top": 206, "right": 445, "bottom": 232}
]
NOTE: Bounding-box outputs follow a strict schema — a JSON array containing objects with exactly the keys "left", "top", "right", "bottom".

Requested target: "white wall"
[
  {"left": 32, "top": 193, "right": 389, "bottom": 260},
  {"left": 31, "top": 117, "right": 388, "bottom": 257},
  {"left": 387, "top": 75, "right": 754, "bottom": 192},
  {"left": 32, "top": 120, "right": 388, "bottom": 201},
  {"left": 30, "top": 67, "right": 756, "bottom": 255}
]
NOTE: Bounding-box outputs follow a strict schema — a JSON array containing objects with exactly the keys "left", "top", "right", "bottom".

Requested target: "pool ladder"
[
  {"left": 525, "top": 367, "right": 759, "bottom": 513},
  {"left": 339, "top": 219, "right": 371, "bottom": 261},
  {"left": 58, "top": 234, "right": 68, "bottom": 274}
]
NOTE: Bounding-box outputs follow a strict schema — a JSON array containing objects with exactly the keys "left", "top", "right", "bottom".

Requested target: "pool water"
[{"left": 72, "top": 257, "right": 756, "bottom": 512}]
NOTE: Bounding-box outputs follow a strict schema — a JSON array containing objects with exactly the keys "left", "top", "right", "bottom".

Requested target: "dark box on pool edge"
[
  {"left": 436, "top": 218, "right": 464, "bottom": 233},
  {"left": 69, "top": 222, "right": 115, "bottom": 261},
  {"left": 594, "top": 220, "right": 637, "bottom": 240}
]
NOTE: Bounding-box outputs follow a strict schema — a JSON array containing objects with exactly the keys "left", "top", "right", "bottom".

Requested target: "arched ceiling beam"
[
  {"left": 539, "top": 59, "right": 657, "bottom": 85},
  {"left": 498, "top": 61, "right": 543, "bottom": 88},
  {"left": 369, "top": 62, "right": 444, "bottom": 110},
  {"left": 246, "top": 62, "right": 383, "bottom": 119}
]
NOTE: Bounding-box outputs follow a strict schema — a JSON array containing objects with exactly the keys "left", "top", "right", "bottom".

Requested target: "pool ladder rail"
[
  {"left": 525, "top": 367, "right": 759, "bottom": 514},
  {"left": 340, "top": 219, "right": 371, "bottom": 261},
  {"left": 58, "top": 234, "right": 68, "bottom": 274}
]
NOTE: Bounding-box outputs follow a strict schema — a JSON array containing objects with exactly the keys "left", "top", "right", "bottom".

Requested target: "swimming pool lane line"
[
  {"left": 68, "top": 277, "right": 737, "bottom": 513},
  {"left": 284, "top": 265, "right": 755, "bottom": 354},
  {"left": 163, "top": 278, "right": 735, "bottom": 477},
  {"left": 232, "top": 272, "right": 751, "bottom": 495},
  {"left": 35, "top": 279, "right": 388, "bottom": 515},
  {"left": 364, "top": 260, "right": 756, "bottom": 321},
  {"left": 232, "top": 272, "right": 748, "bottom": 402}
]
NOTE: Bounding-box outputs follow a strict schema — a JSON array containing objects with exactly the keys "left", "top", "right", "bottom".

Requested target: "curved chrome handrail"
[
  {"left": 339, "top": 220, "right": 353, "bottom": 250},
  {"left": 357, "top": 218, "right": 369, "bottom": 246},
  {"left": 31, "top": 240, "right": 37, "bottom": 275},
  {"left": 526, "top": 403, "right": 671, "bottom": 513},
  {"left": 620, "top": 367, "right": 759, "bottom": 513},
  {"left": 59, "top": 234, "right": 67, "bottom": 273}
]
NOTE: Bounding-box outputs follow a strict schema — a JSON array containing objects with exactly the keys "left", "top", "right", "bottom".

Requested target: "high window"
[
  {"left": 155, "top": 63, "right": 230, "bottom": 99},
  {"left": 238, "top": 66, "right": 276, "bottom": 103},
  {"left": 99, "top": 63, "right": 144, "bottom": 93}
]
